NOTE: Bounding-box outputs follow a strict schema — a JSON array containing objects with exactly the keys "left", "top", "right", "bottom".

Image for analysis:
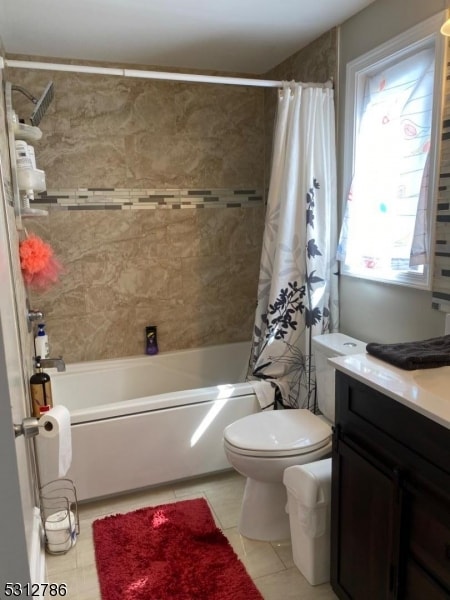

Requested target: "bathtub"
[{"left": 49, "top": 342, "right": 262, "bottom": 501}]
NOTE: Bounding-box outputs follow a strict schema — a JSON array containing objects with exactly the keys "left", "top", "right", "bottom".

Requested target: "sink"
[{"left": 413, "top": 367, "right": 450, "bottom": 399}]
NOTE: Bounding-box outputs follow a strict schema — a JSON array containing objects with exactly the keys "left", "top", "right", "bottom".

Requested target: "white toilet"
[{"left": 223, "top": 332, "right": 366, "bottom": 541}]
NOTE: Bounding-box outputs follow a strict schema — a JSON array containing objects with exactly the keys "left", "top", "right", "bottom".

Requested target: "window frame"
[{"left": 340, "top": 12, "right": 447, "bottom": 289}]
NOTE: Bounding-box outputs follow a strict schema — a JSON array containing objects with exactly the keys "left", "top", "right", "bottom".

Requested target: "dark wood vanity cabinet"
[{"left": 331, "top": 372, "right": 450, "bottom": 600}]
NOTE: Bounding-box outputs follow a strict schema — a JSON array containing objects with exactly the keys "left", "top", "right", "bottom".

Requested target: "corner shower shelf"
[
  {"left": 17, "top": 167, "right": 46, "bottom": 192},
  {"left": 13, "top": 121, "right": 43, "bottom": 142},
  {"left": 5, "top": 81, "right": 48, "bottom": 219},
  {"left": 21, "top": 208, "right": 48, "bottom": 218},
  {"left": 17, "top": 167, "right": 48, "bottom": 217}
]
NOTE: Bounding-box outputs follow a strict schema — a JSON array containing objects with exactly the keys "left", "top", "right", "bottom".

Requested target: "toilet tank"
[{"left": 312, "top": 333, "right": 366, "bottom": 422}]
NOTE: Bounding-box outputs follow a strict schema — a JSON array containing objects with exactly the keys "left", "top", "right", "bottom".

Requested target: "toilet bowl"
[
  {"left": 224, "top": 409, "right": 332, "bottom": 540},
  {"left": 223, "top": 333, "right": 366, "bottom": 541}
]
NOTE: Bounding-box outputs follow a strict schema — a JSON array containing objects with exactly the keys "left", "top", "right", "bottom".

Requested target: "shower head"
[
  {"left": 30, "top": 81, "right": 54, "bottom": 126},
  {"left": 12, "top": 81, "right": 54, "bottom": 126}
]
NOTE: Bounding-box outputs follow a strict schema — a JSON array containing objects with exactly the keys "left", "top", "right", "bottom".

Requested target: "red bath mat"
[{"left": 93, "top": 497, "right": 263, "bottom": 600}]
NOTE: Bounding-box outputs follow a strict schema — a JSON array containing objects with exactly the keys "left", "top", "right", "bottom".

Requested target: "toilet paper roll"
[
  {"left": 45, "top": 510, "right": 77, "bottom": 553},
  {"left": 36, "top": 406, "right": 72, "bottom": 484}
]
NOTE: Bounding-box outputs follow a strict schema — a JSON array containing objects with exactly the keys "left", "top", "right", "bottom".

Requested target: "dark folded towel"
[{"left": 366, "top": 335, "right": 450, "bottom": 370}]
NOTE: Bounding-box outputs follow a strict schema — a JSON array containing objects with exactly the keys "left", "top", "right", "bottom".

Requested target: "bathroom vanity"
[{"left": 329, "top": 355, "right": 450, "bottom": 600}]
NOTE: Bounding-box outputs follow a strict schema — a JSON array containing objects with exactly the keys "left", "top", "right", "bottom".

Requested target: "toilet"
[{"left": 223, "top": 332, "right": 366, "bottom": 541}]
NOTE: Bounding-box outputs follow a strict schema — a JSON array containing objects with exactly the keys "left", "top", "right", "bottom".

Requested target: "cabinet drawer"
[
  {"left": 336, "top": 372, "right": 450, "bottom": 474},
  {"left": 403, "top": 560, "right": 450, "bottom": 600},
  {"left": 407, "top": 488, "right": 450, "bottom": 591}
]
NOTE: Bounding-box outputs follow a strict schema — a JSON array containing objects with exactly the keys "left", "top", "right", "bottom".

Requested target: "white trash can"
[{"left": 283, "top": 458, "right": 332, "bottom": 585}]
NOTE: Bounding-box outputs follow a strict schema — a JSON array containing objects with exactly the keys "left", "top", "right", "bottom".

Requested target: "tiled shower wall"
[
  {"left": 432, "top": 38, "right": 450, "bottom": 312},
  {"left": 7, "top": 31, "right": 337, "bottom": 363},
  {"left": 0, "top": 53, "right": 35, "bottom": 379},
  {"left": 9, "top": 64, "right": 267, "bottom": 362},
  {"left": 25, "top": 201, "right": 265, "bottom": 361}
]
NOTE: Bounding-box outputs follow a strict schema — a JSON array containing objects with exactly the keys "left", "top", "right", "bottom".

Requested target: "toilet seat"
[{"left": 223, "top": 409, "right": 331, "bottom": 458}]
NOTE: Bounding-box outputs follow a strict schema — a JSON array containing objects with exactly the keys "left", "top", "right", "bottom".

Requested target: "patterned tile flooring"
[{"left": 46, "top": 470, "right": 338, "bottom": 599}]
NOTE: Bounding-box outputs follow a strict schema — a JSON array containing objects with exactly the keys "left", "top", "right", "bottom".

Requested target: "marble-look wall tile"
[
  {"left": 0, "top": 74, "right": 11, "bottom": 192},
  {"left": 0, "top": 57, "right": 35, "bottom": 390},
  {"left": 7, "top": 63, "right": 265, "bottom": 190},
  {"left": 262, "top": 30, "right": 338, "bottom": 182},
  {"left": 431, "top": 38, "right": 450, "bottom": 311},
  {"left": 9, "top": 33, "right": 336, "bottom": 363},
  {"left": 26, "top": 207, "right": 265, "bottom": 362},
  {"left": 266, "top": 30, "right": 337, "bottom": 83}
]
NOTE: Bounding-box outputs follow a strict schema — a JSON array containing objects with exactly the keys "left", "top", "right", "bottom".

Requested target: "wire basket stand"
[{"left": 40, "top": 478, "right": 79, "bottom": 554}]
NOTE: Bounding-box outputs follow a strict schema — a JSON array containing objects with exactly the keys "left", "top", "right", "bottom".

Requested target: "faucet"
[
  {"left": 36, "top": 357, "right": 66, "bottom": 372},
  {"left": 28, "top": 309, "right": 44, "bottom": 322}
]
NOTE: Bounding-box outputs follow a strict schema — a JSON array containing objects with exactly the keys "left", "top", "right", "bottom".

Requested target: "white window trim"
[{"left": 341, "top": 12, "right": 447, "bottom": 290}]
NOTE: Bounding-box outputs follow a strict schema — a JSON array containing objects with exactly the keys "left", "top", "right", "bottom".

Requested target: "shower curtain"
[{"left": 248, "top": 82, "right": 339, "bottom": 410}]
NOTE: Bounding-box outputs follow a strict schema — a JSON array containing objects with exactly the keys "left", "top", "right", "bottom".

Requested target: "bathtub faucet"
[{"left": 36, "top": 357, "right": 66, "bottom": 372}]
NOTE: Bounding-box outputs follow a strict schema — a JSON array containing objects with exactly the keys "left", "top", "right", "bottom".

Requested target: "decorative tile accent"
[
  {"left": 432, "top": 50, "right": 450, "bottom": 312},
  {"left": 34, "top": 188, "right": 265, "bottom": 211}
]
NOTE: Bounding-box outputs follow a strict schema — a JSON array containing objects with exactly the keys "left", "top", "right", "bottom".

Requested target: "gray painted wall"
[{"left": 338, "top": 0, "right": 447, "bottom": 343}]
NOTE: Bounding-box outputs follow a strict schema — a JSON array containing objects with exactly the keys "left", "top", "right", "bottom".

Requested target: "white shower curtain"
[{"left": 248, "top": 82, "right": 339, "bottom": 410}]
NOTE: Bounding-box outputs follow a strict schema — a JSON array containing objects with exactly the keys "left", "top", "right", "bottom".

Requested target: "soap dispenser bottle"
[
  {"left": 30, "top": 357, "right": 53, "bottom": 418},
  {"left": 35, "top": 323, "right": 49, "bottom": 359}
]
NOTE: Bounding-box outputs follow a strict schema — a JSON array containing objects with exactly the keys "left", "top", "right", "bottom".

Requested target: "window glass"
[{"left": 338, "top": 15, "right": 445, "bottom": 288}]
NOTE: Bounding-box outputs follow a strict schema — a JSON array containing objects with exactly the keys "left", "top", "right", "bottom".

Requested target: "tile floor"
[{"left": 46, "top": 470, "right": 338, "bottom": 599}]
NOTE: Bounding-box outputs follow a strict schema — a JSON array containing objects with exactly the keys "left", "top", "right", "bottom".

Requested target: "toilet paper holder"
[
  {"left": 14, "top": 416, "right": 40, "bottom": 439},
  {"left": 14, "top": 414, "right": 60, "bottom": 438},
  {"left": 40, "top": 478, "right": 79, "bottom": 555}
]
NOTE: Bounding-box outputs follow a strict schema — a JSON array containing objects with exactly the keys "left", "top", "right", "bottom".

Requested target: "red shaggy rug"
[{"left": 93, "top": 497, "right": 263, "bottom": 600}]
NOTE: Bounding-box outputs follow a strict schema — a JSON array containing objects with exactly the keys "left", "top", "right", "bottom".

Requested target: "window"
[{"left": 338, "top": 13, "right": 446, "bottom": 288}]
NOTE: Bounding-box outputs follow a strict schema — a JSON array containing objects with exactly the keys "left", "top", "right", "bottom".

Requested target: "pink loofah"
[{"left": 19, "top": 234, "right": 63, "bottom": 290}]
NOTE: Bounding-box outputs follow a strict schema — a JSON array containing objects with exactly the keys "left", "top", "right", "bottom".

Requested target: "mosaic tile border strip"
[
  {"left": 34, "top": 188, "right": 265, "bottom": 210},
  {"left": 432, "top": 51, "right": 450, "bottom": 311}
]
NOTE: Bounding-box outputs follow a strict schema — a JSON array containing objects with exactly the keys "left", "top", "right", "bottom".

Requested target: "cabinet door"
[
  {"left": 401, "top": 481, "right": 450, "bottom": 597},
  {"left": 403, "top": 561, "right": 450, "bottom": 600},
  {"left": 331, "top": 436, "right": 399, "bottom": 600}
]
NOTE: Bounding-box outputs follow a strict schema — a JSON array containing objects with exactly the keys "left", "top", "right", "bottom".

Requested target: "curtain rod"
[
  {"left": 3, "top": 58, "right": 282, "bottom": 88},
  {"left": 2, "top": 58, "right": 333, "bottom": 90}
]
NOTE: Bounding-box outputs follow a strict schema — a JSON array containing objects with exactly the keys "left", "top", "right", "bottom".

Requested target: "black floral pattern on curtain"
[
  {"left": 247, "top": 82, "right": 339, "bottom": 411},
  {"left": 250, "top": 180, "right": 333, "bottom": 410}
]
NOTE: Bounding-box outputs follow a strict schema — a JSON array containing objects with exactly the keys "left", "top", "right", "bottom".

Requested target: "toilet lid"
[{"left": 223, "top": 409, "right": 331, "bottom": 457}]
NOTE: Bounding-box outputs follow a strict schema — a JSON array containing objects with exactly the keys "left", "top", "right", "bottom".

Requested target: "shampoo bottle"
[
  {"left": 145, "top": 325, "right": 158, "bottom": 355},
  {"left": 35, "top": 323, "right": 49, "bottom": 359},
  {"left": 30, "top": 358, "right": 53, "bottom": 418}
]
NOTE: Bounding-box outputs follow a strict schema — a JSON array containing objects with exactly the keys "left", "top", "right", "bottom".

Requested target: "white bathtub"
[{"left": 49, "top": 342, "right": 262, "bottom": 501}]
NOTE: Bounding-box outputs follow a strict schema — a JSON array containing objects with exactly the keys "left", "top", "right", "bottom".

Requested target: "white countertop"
[{"left": 330, "top": 353, "right": 450, "bottom": 430}]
